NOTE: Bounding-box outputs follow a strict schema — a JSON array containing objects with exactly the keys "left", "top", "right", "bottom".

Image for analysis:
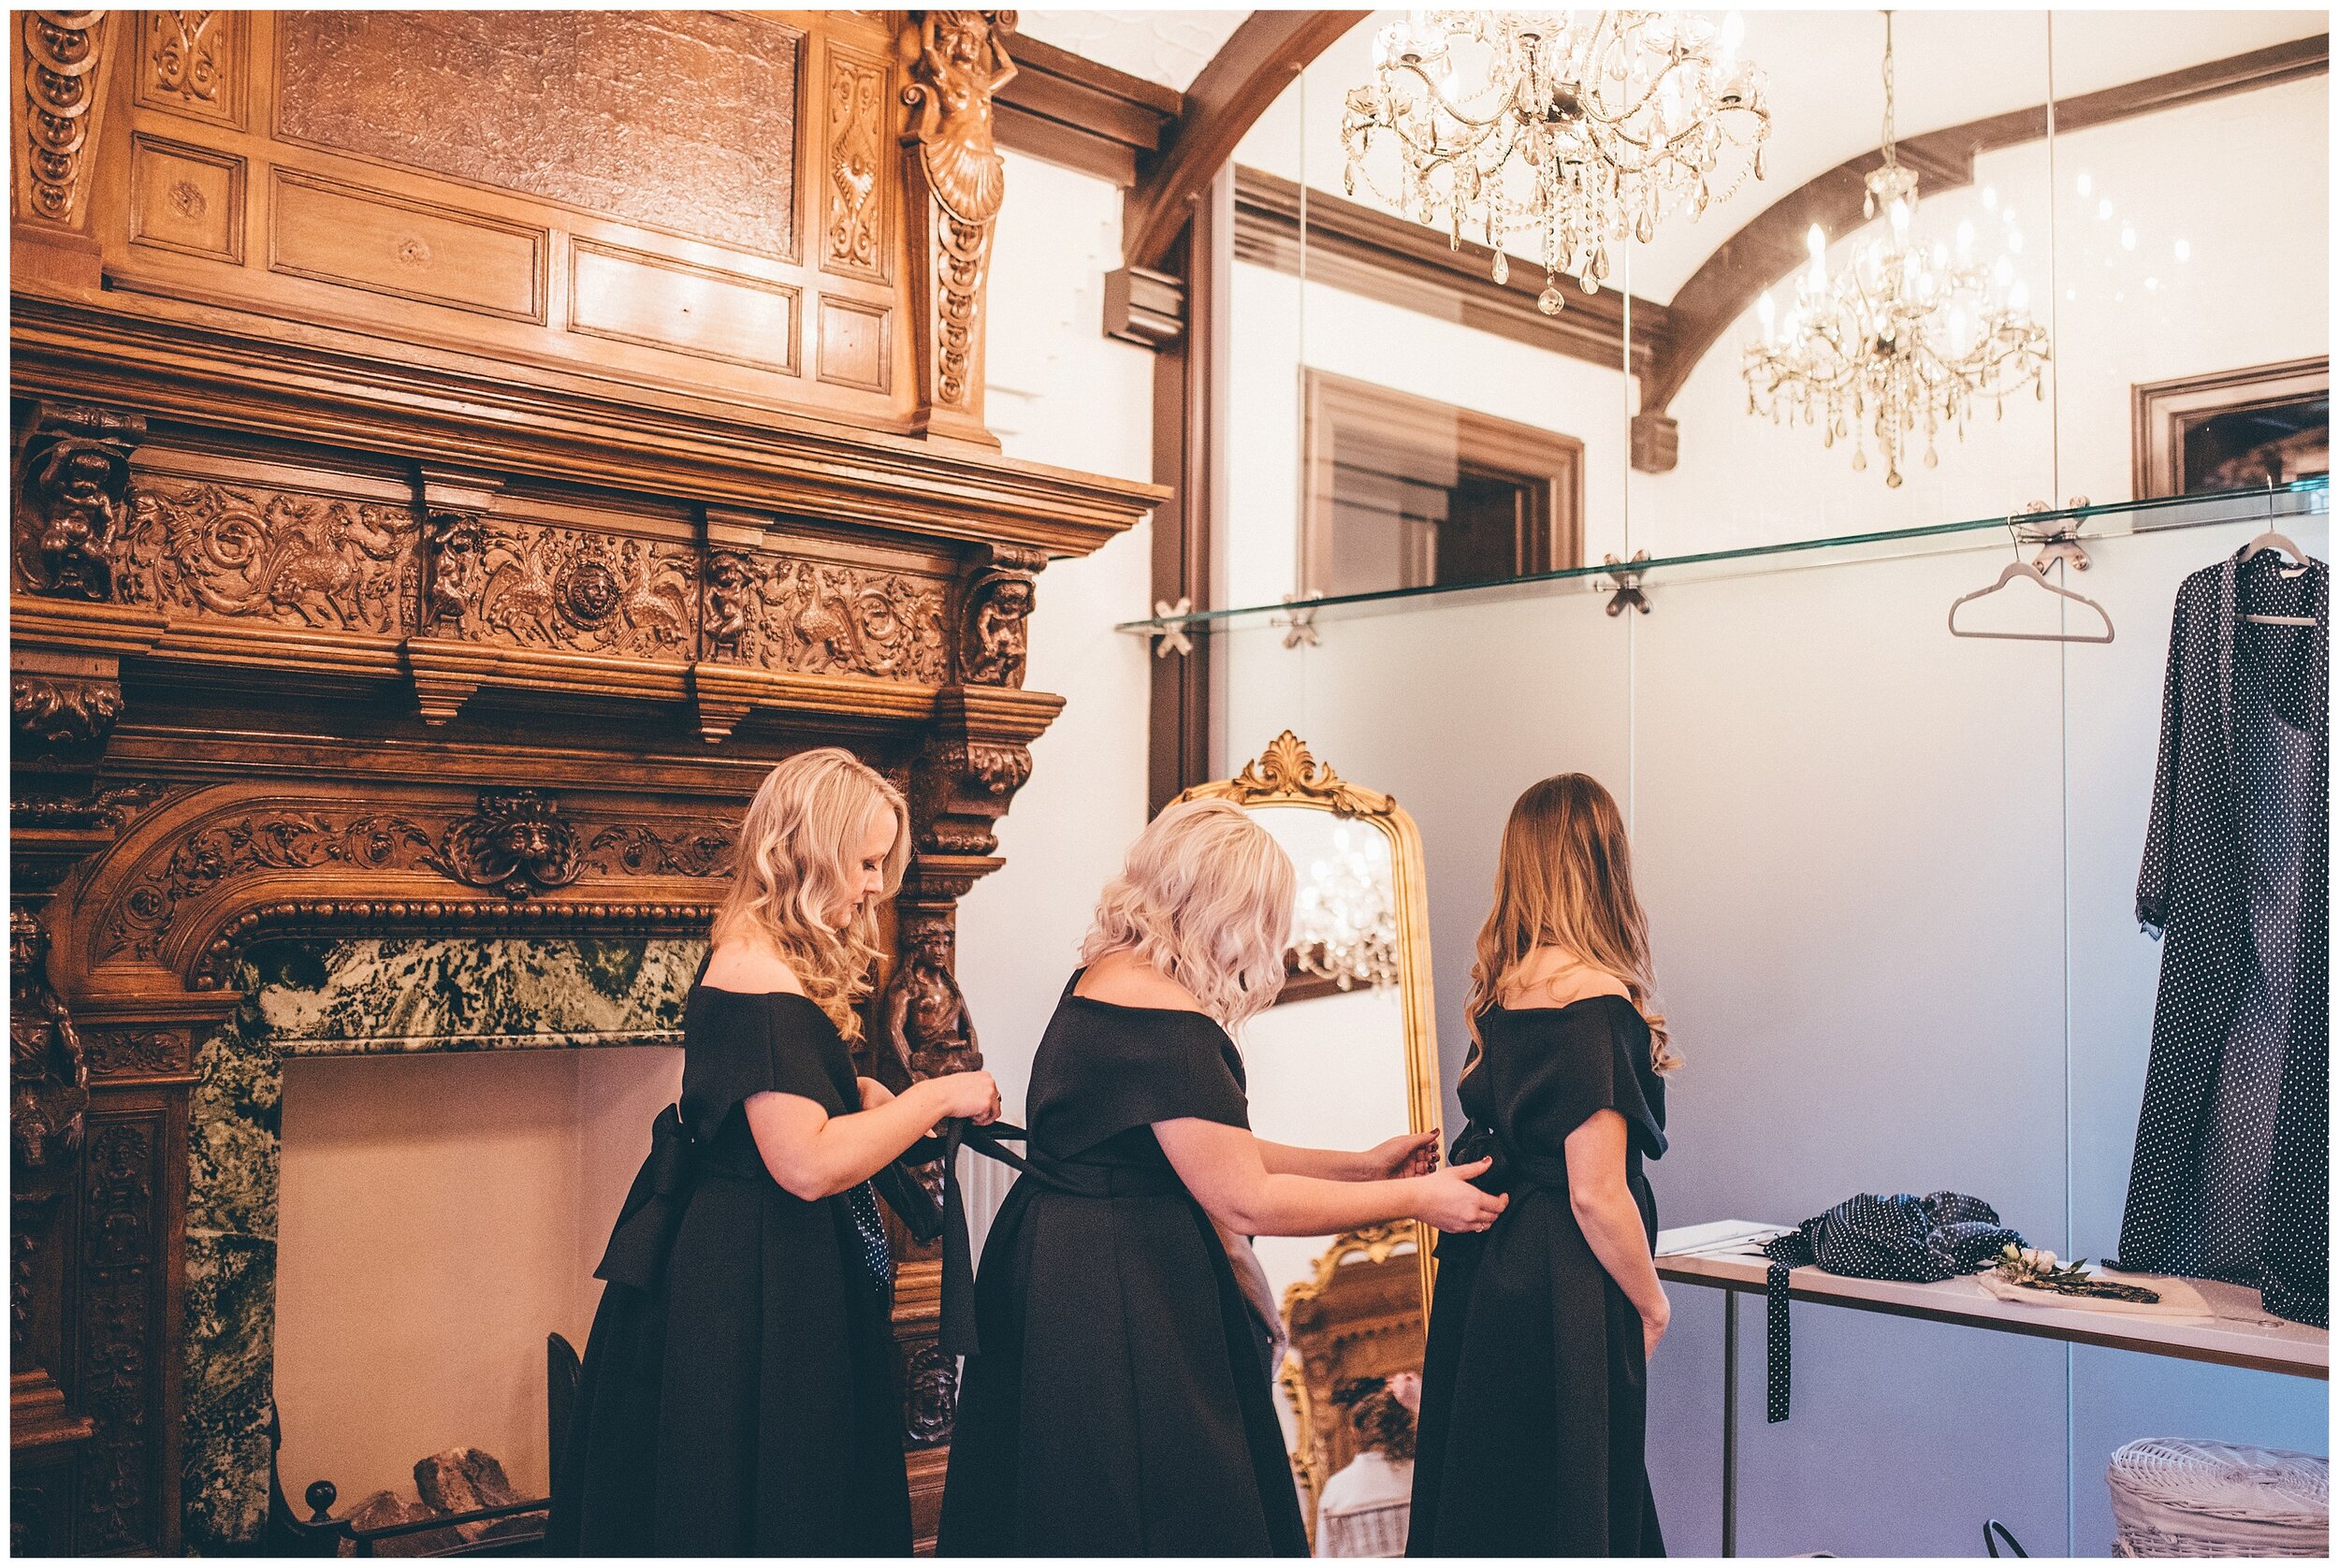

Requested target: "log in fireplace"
[{"left": 8, "top": 9, "right": 1157, "bottom": 1553}]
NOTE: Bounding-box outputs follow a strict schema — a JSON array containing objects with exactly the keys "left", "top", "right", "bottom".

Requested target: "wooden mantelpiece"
[{"left": 10, "top": 8, "right": 1159, "bottom": 1555}]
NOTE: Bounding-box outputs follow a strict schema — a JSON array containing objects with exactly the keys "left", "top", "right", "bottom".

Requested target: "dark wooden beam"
[
  {"left": 1647, "top": 34, "right": 2329, "bottom": 415},
  {"left": 1123, "top": 10, "right": 1371, "bottom": 272},
  {"left": 994, "top": 32, "right": 1183, "bottom": 189},
  {"left": 1232, "top": 166, "right": 1674, "bottom": 384}
]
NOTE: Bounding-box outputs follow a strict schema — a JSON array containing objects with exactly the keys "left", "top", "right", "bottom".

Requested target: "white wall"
[{"left": 957, "top": 149, "right": 1158, "bottom": 1227}]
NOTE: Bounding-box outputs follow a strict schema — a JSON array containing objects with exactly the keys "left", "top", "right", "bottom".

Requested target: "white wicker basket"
[{"left": 2108, "top": 1438, "right": 2329, "bottom": 1558}]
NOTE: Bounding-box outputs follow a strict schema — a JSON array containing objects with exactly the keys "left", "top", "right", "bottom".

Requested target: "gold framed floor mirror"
[{"left": 1179, "top": 733, "right": 1443, "bottom": 1552}]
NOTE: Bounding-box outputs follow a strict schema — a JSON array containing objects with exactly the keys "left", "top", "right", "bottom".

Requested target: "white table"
[{"left": 1654, "top": 1223, "right": 2329, "bottom": 1556}]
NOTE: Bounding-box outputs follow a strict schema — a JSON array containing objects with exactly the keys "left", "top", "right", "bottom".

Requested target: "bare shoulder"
[
  {"left": 1076, "top": 949, "right": 1206, "bottom": 1013},
  {"left": 702, "top": 939, "right": 806, "bottom": 996},
  {"left": 1504, "top": 946, "right": 1629, "bottom": 1009}
]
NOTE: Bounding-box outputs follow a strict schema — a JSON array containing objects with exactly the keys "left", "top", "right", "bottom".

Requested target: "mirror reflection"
[{"left": 1184, "top": 733, "right": 1440, "bottom": 1551}]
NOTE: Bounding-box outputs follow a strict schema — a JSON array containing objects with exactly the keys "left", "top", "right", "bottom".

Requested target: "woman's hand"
[
  {"left": 1413, "top": 1159, "right": 1507, "bottom": 1232},
  {"left": 1641, "top": 1292, "right": 1671, "bottom": 1361},
  {"left": 1360, "top": 1127, "right": 1441, "bottom": 1180},
  {"left": 924, "top": 1069, "right": 1001, "bottom": 1125}
]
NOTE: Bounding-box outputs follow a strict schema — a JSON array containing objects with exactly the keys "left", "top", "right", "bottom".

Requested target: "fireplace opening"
[{"left": 272, "top": 1045, "right": 678, "bottom": 1534}]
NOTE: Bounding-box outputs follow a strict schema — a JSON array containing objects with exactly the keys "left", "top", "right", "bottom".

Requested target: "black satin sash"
[{"left": 592, "top": 1104, "right": 1054, "bottom": 1358}]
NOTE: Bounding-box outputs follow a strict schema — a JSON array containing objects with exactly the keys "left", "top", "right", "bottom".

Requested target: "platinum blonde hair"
[
  {"left": 1079, "top": 798, "right": 1295, "bottom": 1029},
  {"left": 711, "top": 748, "right": 908, "bottom": 1040}
]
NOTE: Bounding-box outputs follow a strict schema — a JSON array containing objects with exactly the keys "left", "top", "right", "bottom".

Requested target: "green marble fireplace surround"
[{"left": 181, "top": 936, "right": 704, "bottom": 1553}]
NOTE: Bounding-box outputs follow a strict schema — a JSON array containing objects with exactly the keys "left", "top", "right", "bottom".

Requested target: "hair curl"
[
  {"left": 1079, "top": 797, "right": 1294, "bottom": 1029},
  {"left": 710, "top": 748, "right": 908, "bottom": 1040}
]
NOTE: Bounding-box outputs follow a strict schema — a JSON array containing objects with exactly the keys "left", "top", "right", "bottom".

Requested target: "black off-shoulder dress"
[
  {"left": 1407, "top": 996, "right": 1670, "bottom": 1558},
  {"left": 937, "top": 975, "right": 1310, "bottom": 1557},
  {"left": 549, "top": 984, "right": 912, "bottom": 1556}
]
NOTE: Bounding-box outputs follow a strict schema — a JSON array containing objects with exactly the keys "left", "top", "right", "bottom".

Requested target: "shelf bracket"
[
  {"left": 2016, "top": 499, "right": 2093, "bottom": 573},
  {"left": 1604, "top": 550, "right": 1652, "bottom": 617},
  {"left": 1271, "top": 592, "right": 1322, "bottom": 649},
  {"left": 1138, "top": 597, "right": 1193, "bottom": 658}
]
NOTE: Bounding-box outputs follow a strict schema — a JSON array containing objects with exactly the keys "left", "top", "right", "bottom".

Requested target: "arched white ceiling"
[
  {"left": 1235, "top": 8, "right": 2325, "bottom": 307},
  {"left": 1014, "top": 9, "right": 1253, "bottom": 92}
]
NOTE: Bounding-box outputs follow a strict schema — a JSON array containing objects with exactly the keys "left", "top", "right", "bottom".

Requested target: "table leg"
[{"left": 1722, "top": 1287, "right": 1739, "bottom": 1558}]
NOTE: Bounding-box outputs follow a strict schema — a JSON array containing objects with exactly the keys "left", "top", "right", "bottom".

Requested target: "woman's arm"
[
  {"left": 1257, "top": 1129, "right": 1440, "bottom": 1181},
  {"left": 744, "top": 1070, "right": 998, "bottom": 1202},
  {"left": 1156, "top": 1118, "right": 1504, "bottom": 1238},
  {"left": 1563, "top": 1109, "right": 1670, "bottom": 1356}
]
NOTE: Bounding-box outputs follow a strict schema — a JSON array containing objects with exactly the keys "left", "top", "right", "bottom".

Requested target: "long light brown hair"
[
  {"left": 1079, "top": 798, "right": 1295, "bottom": 1030},
  {"left": 1464, "top": 774, "right": 1677, "bottom": 1072},
  {"left": 710, "top": 748, "right": 908, "bottom": 1040}
]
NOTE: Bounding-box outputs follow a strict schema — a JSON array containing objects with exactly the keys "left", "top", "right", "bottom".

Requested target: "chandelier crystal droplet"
[
  {"left": 1342, "top": 10, "right": 1771, "bottom": 312},
  {"left": 1739, "top": 13, "right": 2050, "bottom": 486}
]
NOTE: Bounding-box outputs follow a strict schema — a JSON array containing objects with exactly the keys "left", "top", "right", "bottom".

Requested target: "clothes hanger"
[
  {"left": 2236, "top": 479, "right": 2320, "bottom": 626},
  {"left": 1947, "top": 559, "right": 2116, "bottom": 644}
]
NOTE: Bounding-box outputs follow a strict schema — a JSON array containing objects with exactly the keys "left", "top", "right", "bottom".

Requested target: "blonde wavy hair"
[
  {"left": 711, "top": 748, "right": 908, "bottom": 1040},
  {"left": 1465, "top": 773, "right": 1677, "bottom": 1072},
  {"left": 1079, "top": 798, "right": 1295, "bottom": 1030}
]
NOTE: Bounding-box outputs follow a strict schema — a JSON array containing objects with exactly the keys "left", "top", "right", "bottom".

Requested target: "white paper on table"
[
  {"left": 1971, "top": 1267, "right": 2220, "bottom": 1321},
  {"left": 1655, "top": 1219, "right": 1794, "bottom": 1258}
]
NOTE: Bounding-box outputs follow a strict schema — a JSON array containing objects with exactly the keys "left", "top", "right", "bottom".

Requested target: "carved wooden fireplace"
[{"left": 8, "top": 9, "right": 1156, "bottom": 1554}]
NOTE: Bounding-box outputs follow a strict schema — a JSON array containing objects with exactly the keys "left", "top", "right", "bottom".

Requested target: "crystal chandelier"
[
  {"left": 1290, "top": 827, "right": 1401, "bottom": 993},
  {"left": 1342, "top": 10, "right": 1769, "bottom": 314},
  {"left": 1740, "top": 13, "right": 2050, "bottom": 487}
]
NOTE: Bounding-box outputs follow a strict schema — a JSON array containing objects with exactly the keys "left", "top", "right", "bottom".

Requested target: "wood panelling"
[
  {"left": 569, "top": 240, "right": 800, "bottom": 375},
  {"left": 821, "top": 38, "right": 896, "bottom": 283},
  {"left": 818, "top": 296, "right": 893, "bottom": 393},
  {"left": 268, "top": 170, "right": 545, "bottom": 324},
  {"left": 134, "top": 9, "right": 245, "bottom": 131},
  {"left": 273, "top": 10, "right": 806, "bottom": 262},
  {"left": 127, "top": 134, "right": 243, "bottom": 265}
]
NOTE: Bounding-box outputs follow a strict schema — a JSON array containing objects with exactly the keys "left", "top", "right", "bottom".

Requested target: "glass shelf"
[{"left": 1115, "top": 478, "right": 2331, "bottom": 634}]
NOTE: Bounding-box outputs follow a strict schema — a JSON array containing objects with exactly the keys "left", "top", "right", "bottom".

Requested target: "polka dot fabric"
[
  {"left": 2119, "top": 550, "right": 2327, "bottom": 1328},
  {"left": 845, "top": 1179, "right": 893, "bottom": 1299},
  {"left": 1758, "top": 1191, "right": 2024, "bottom": 1421}
]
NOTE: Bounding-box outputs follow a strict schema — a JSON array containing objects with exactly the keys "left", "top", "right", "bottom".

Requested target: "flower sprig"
[{"left": 1990, "top": 1243, "right": 2161, "bottom": 1303}]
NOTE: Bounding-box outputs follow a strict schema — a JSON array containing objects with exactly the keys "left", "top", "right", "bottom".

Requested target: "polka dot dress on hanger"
[{"left": 2118, "top": 548, "right": 2327, "bottom": 1328}]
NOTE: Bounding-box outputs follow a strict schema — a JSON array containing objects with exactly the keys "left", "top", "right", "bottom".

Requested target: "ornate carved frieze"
[
  {"left": 13, "top": 404, "right": 144, "bottom": 603},
  {"left": 90, "top": 789, "right": 739, "bottom": 974},
  {"left": 124, "top": 481, "right": 420, "bottom": 634},
  {"left": 956, "top": 543, "right": 1042, "bottom": 687},
  {"left": 11, "top": 782, "right": 172, "bottom": 835},
  {"left": 900, "top": 11, "right": 1014, "bottom": 436},
  {"left": 13, "top": 673, "right": 123, "bottom": 752},
  {"left": 75, "top": 1116, "right": 163, "bottom": 1553},
  {"left": 19, "top": 11, "right": 112, "bottom": 228},
  {"left": 80, "top": 1030, "right": 185, "bottom": 1080},
  {"left": 11, "top": 911, "right": 88, "bottom": 1171},
  {"left": 441, "top": 520, "right": 695, "bottom": 659},
  {"left": 703, "top": 547, "right": 949, "bottom": 685},
  {"left": 824, "top": 43, "right": 893, "bottom": 281}
]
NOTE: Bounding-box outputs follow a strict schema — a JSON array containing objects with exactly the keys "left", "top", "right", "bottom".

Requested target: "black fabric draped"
[
  {"left": 1408, "top": 996, "right": 1668, "bottom": 1558},
  {"left": 548, "top": 986, "right": 918, "bottom": 1556},
  {"left": 2120, "top": 549, "right": 2327, "bottom": 1328},
  {"left": 937, "top": 976, "right": 1310, "bottom": 1557}
]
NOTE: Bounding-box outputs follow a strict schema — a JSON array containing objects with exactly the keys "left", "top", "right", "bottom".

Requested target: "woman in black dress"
[
  {"left": 551, "top": 748, "right": 1001, "bottom": 1555},
  {"left": 1409, "top": 773, "right": 1675, "bottom": 1557},
  {"left": 939, "top": 799, "right": 1509, "bottom": 1557}
]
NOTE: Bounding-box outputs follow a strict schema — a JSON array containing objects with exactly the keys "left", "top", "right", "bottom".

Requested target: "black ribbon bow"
[{"left": 593, "top": 1104, "right": 699, "bottom": 1292}]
